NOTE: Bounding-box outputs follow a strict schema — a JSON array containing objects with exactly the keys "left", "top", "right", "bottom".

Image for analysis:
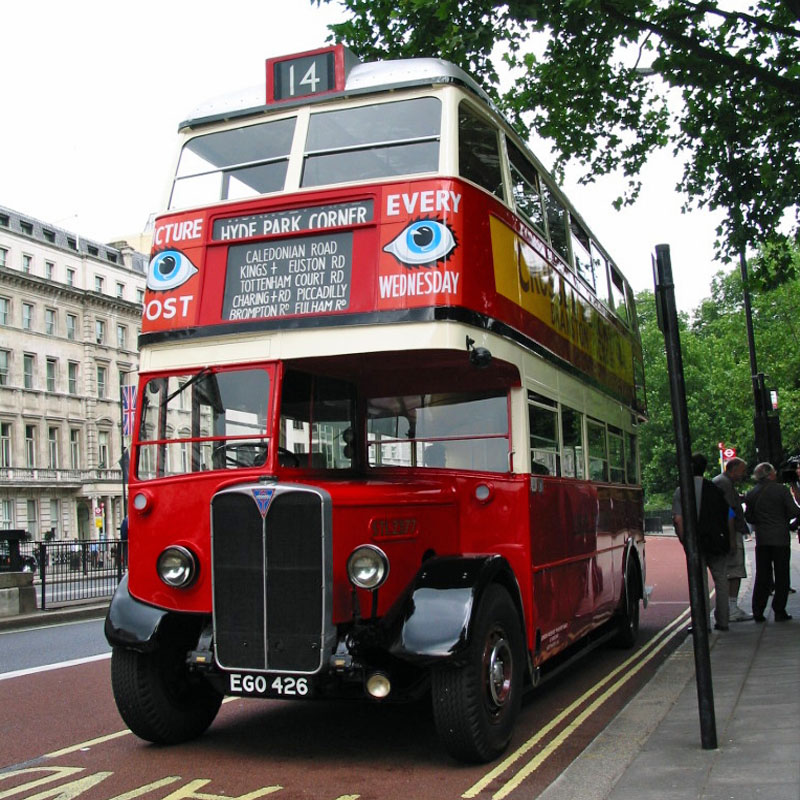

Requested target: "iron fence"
[{"left": 11, "top": 539, "right": 125, "bottom": 610}]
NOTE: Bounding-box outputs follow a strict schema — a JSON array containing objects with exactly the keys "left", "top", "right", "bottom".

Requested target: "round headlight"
[
  {"left": 157, "top": 546, "right": 197, "bottom": 588},
  {"left": 133, "top": 491, "right": 150, "bottom": 512},
  {"left": 347, "top": 545, "right": 389, "bottom": 590}
]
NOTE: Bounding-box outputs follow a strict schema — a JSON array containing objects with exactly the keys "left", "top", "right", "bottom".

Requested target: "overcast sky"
[{"left": 3, "top": 0, "right": 727, "bottom": 312}]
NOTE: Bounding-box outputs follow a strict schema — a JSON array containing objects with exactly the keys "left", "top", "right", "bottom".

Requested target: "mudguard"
[
  {"left": 386, "top": 554, "right": 522, "bottom": 663},
  {"left": 104, "top": 574, "right": 170, "bottom": 652}
]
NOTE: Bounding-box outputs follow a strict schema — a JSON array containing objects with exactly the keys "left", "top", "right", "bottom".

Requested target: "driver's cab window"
[{"left": 279, "top": 371, "right": 355, "bottom": 469}]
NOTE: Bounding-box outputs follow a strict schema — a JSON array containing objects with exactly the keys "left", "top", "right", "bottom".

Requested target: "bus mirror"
[{"left": 466, "top": 336, "right": 492, "bottom": 368}]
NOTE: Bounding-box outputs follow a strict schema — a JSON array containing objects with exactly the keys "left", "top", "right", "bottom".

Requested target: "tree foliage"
[
  {"left": 315, "top": 0, "right": 800, "bottom": 257},
  {"left": 637, "top": 241, "right": 800, "bottom": 507}
]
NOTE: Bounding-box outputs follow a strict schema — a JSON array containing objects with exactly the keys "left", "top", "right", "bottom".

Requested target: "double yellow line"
[{"left": 463, "top": 607, "right": 692, "bottom": 799}]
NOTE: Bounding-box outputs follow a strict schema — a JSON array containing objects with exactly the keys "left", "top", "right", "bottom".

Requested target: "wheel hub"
[{"left": 484, "top": 631, "right": 512, "bottom": 708}]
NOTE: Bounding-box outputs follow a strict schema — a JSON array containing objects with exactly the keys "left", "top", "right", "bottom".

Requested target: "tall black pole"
[{"left": 653, "top": 244, "right": 718, "bottom": 750}]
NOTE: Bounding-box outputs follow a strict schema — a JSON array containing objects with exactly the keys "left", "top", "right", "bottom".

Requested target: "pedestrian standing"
[
  {"left": 713, "top": 457, "right": 753, "bottom": 621},
  {"left": 673, "top": 453, "right": 734, "bottom": 630},
  {"left": 744, "top": 462, "right": 796, "bottom": 622}
]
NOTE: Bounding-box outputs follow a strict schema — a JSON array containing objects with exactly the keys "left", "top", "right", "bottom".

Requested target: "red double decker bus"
[{"left": 105, "top": 45, "right": 647, "bottom": 763}]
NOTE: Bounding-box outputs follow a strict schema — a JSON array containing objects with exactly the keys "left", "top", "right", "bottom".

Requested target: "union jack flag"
[{"left": 121, "top": 384, "right": 137, "bottom": 437}]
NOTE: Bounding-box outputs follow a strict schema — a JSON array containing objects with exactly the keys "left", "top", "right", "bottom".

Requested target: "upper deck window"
[
  {"left": 507, "top": 138, "right": 546, "bottom": 234},
  {"left": 458, "top": 103, "right": 504, "bottom": 200},
  {"left": 301, "top": 97, "right": 440, "bottom": 187},
  {"left": 170, "top": 117, "right": 296, "bottom": 210}
]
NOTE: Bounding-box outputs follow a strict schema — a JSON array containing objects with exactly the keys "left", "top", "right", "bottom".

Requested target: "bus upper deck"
[{"left": 142, "top": 46, "right": 645, "bottom": 417}]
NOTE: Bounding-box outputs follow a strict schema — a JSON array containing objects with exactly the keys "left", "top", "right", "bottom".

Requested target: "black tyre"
[
  {"left": 613, "top": 561, "right": 641, "bottom": 648},
  {"left": 111, "top": 644, "right": 223, "bottom": 744},
  {"left": 431, "top": 585, "right": 524, "bottom": 762}
]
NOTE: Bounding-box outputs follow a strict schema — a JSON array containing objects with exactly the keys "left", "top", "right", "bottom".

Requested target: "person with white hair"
[{"left": 744, "top": 462, "right": 796, "bottom": 622}]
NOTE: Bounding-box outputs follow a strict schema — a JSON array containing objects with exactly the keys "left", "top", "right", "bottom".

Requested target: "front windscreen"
[
  {"left": 135, "top": 367, "right": 271, "bottom": 479},
  {"left": 366, "top": 389, "right": 509, "bottom": 472}
]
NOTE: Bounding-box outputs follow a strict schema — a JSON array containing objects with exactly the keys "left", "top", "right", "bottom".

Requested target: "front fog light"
[
  {"left": 366, "top": 671, "right": 392, "bottom": 699},
  {"left": 347, "top": 545, "right": 389, "bottom": 590},
  {"left": 157, "top": 546, "right": 197, "bottom": 588}
]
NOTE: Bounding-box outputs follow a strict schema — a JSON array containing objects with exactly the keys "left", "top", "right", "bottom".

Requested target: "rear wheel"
[
  {"left": 431, "top": 585, "right": 524, "bottom": 762},
  {"left": 613, "top": 561, "right": 641, "bottom": 648},
  {"left": 111, "top": 643, "right": 222, "bottom": 744}
]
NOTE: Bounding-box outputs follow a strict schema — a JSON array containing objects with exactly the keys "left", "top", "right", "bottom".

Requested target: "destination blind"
[{"left": 222, "top": 232, "right": 352, "bottom": 320}]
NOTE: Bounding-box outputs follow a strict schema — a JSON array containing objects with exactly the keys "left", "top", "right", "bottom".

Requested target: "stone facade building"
[{"left": 0, "top": 204, "right": 147, "bottom": 542}]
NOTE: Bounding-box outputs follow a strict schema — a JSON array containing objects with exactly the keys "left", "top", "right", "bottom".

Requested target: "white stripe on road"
[{"left": 0, "top": 652, "right": 111, "bottom": 681}]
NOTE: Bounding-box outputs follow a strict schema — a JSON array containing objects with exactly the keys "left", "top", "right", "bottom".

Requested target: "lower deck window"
[{"left": 367, "top": 390, "right": 509, "bottom": 472}]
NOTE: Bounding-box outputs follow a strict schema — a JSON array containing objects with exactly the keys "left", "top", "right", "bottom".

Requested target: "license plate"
[{"left": 228, "top": 672, "right": 312, "bottom": 698}]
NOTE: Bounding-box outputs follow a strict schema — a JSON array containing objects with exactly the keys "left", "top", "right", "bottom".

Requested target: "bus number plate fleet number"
[{"left": 229, "top": 673, "right": 311, "bottom": 697}]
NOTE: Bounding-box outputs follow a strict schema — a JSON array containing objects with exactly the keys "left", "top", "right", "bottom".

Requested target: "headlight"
[
  {"left": 157, "top": 546, "right": 197, "bottom": 588},
  {"left": 347, "top": 545, "right": 389, "bottom": 590}
]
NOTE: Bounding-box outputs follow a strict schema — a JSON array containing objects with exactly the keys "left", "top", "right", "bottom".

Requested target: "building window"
[
  {"left": 25, "top": 424, "right": 36, "bottom": 468},
  {"left": 46, "top": 358, "right": 57, "bottom": 392},
  {"left": 0, "top": 297, "right": 8, "bottom": 325},
  {"left": 116, "top": 282, "right": 125, "bottom": 299},
  {"left": 70, "top": 429, "right": 80, "bottom": 469},
  {"left": 0, "top": 350, "right": 8, "bottom": 386},
  {"left": 43, "top": 229, "right": 56, "bottom": 243},
  {"left": 68, "top": 362, "right": 79, "bottom": 394},
  {"left": 22, "top": 254, "right": 33, "bottom": 273},
  {"left": 66, "top": 313, "right": 77, "bottom": 340},
  {"left": 0, "top": 248, "right": 7, "bottom": 267},
  {"left": 45, "top": 261, "right": 55, "bottom": 280},
  {"left": 20, "top": 221, "right": 33, "bottom": 236},
  {"left": 66, "top": 268, "right": 75, "bottom": 286},
  {"left": 88, "top": 245, "right": 99, "bottom": 257},
  {"left": 97, "top": 365, "right": 107, "bottom": 398},
  {"left": 45, "top": 308, "right": 56, "bottom": 335},
  {"left": 22, "top": 302, "right": 33, "bottom": 330},
  {"left": 0, "top": 423, "right": 11, "bottom": 467},
  {"left": 98, "top": 430, "right": 109, "bottom": 468},
  {"left": 0, "top": 214, "right": 7, "bottom": 227},
  {"left": 95, "top": 319, "right": 105, "bottom": 344},
  {"left": 117, "top": 324, "right": 127, "bottom": 350},
  {"left": 49, "top": 499, "right": 60, "bottom": 537},
  {"left": 137, "top": 289, "right": 144, "bottom": 304},
  {"left": 48, "top": 427, "right": 59, "bottom": 468},
  {"left": 67, "top": 237, "right": 77, "bottom": 251},
  {"left": 23, "top": 354, "right": 35, "bottom": 389},
  {"left": 95, "top": 275, "right": 104, "bottom": 293},
  {"left": 26, "top": 499, "right": 38, "bottom": 535},
  {"left": 0, "top": 498, "right": 14, "bottom": 529}
]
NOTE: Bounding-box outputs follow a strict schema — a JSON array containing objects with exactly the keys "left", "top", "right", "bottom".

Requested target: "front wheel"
[
  {"left": 431, "top": 585, "right": 524, "bottom": 762},
  {"left": 110, "top": 644, "right": 222, "bottom": 744}
]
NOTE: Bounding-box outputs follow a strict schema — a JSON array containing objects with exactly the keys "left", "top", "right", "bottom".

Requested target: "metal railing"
[{"left": 7, "top": 539, "right": 126, "bottom": 610}]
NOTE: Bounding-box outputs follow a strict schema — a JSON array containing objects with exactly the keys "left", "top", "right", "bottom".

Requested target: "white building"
[{"left": 0, "top": 205, "right": 148, "bottom": 542}]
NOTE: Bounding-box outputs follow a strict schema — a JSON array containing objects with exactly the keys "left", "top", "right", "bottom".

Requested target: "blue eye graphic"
[
  {"left": 147, "top": 250, "right": 198, "bottom": 291},
  {"left": 383, "top": 220, "right": 457, "bottom": 266}
]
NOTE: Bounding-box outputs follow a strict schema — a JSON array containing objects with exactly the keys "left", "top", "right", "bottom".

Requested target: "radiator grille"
[{"left": 211, "top": 486, "right": 326, "bottom": 673}]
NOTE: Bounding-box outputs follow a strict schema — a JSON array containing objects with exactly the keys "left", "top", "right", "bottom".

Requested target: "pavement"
[{"left": 1, "top": 540, "right": 799, "bottom": 800}]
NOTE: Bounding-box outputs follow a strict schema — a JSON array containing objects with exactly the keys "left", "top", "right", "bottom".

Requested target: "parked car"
[{"left": 0, "top": 541, "right": 38, "bottom": 573}]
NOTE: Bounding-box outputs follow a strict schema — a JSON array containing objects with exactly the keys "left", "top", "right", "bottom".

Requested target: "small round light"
[
  {"left": 366, "top": 672, "right": 392, "bottom": 699},
  {"left": 475, "top": 483, "right": 492, "bottom": 503},
  {"left": 347, "top": 545, "right": 389, "bottom": 590},
  {"left": 157, "top": 546, "right": 197, "bottom": 588},
  {"left": 133, "top": 492, "right": 149, "bottom": 512}
]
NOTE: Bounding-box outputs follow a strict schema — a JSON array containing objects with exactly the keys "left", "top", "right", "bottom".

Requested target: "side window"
[
  {"left": 610, "top": 266, "right": 629, "bottom": 326},
  {"left": 528, "top": 392, "right": 559, "bottom": 475},
  {"left": 570, "top": 216, "right": 594, "bottom": 290},
  {"left": 625, "top": 431, "right": 639, "bottom": 485},
  {"left": 561, "top": 407, "right": 584, "bottom": 478},
  {"left": 458, "top": 103, "right": 504, "bottom": 200},
  {"left": 608, "top": 426, "right": 625, "bottom": 483},
  {"left": 590, "top": 242, "right": 612, "bottom": 306},
  {"left": 541, "top": 185, "right": 569, "bottom": 264},
  {"left": 587, "top": 419, "right": 608, "bottom": 482},
  {"left": 506, "top": 138, "right": 546, "bottom": 234}
]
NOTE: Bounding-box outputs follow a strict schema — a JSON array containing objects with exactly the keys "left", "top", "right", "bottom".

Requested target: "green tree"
[{"left": 316, "top": 0, "right": 800, "bottom": 256}]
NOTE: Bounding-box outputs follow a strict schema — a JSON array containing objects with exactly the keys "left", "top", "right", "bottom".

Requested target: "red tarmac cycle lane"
[{"left": 0, "top": 536, "right": 692, "bottom": 800}]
